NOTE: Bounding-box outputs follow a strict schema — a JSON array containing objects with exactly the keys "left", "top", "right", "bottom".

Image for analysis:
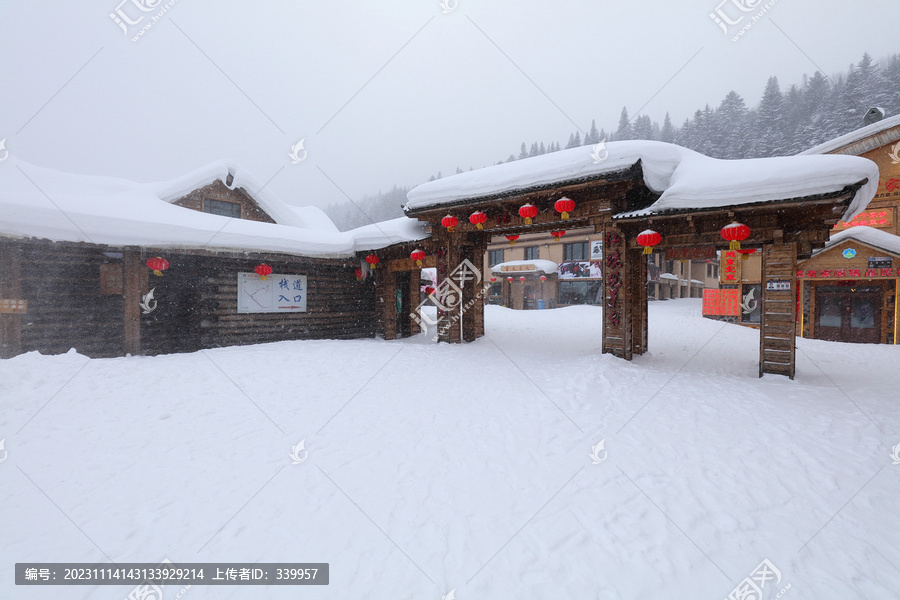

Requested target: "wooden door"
[{"left": 815, "top": 287, "right": 881, "bottom": 343}]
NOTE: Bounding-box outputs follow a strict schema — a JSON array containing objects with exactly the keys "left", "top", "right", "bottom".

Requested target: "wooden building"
[
  {"left": 0, "top": 159, "right": 425, "bottom": 358},
  {"left": 706, "top": 114, "right": 900, "bottom": 344},
  {"left": 403, "top": 140, "right": 879, "bottom": 378}
]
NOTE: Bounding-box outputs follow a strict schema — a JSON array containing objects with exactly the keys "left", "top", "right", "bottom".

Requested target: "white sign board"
[
  {"left": 237, "top": 272, "right": 307, "bottom": 313},
  {"left": 590, "top": 240, "right": 603, "bottom": 260}
]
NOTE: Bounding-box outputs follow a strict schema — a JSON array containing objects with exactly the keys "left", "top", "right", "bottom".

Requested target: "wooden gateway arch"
[{"left": 401, "top": 143, "right": 877, "bottom": 378}]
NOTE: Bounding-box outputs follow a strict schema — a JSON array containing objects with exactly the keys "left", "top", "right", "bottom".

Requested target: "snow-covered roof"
[
  {"left": 491, "top": 259, "right": 558, "bottom": 274},
  {"left": 659, "top": 273, "right": 679, "bottom": 280},
  {"left": 406, "top": 141, "right": 877, "bottom": 223},
  {"left": 820, "top": 226, "right": 900, "bottom": 257},
  {"left": 800, "top": 114, "right": 900, "bottom": 156},
  {"left": 0, "top": 155, "right": 426, "bottom": 257}
]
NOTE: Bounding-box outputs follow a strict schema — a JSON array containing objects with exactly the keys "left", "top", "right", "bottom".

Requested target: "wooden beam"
[
  {"left": 123, "top": 250, "right": 145, "bottom": 355},
  {"left": 0, "top": 243, "right": 23, "bottom": 358}
]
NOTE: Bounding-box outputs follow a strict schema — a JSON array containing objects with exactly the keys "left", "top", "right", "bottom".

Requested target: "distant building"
[{"left": 482, "top": 227, "right": 718, "bottom": 309}]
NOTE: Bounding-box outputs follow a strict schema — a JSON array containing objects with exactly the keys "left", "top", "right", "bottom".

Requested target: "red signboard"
[
  {"left": 702, "top": 289, "right": 741, "bottom": 316},
  {"left": 665, "top": 246, "right": 717, "bottom": 260}
]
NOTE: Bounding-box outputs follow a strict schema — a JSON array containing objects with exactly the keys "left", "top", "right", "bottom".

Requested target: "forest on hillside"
[{"left": 325, "top": 52, "right": 900, "bottom": 231}]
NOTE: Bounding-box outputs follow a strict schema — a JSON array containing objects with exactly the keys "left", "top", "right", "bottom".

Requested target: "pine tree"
[
  {"left": 529, "top": 142, "right": 539, "bottom": 157},
  {"left": 752, "top": 76, "right": 788, "bottom": 156},
  {"left": 518, "top": 143, "right": 528, "bottom": 159},
  {"left": 660, "top": 113, "right": 675, "bottom": 143},
  {"left": 573, "top": 131, "right": 582, "bottom": 146},
  {"left": 632, "top": 114, "right": 653, "bottom": 140},
  {"left": 539, "top": 142, "right": 546, "bottom": 154},
  {"left": 585, "top": 120, "right": 600, "bottom": 145},
  {"left": 565, "top": 133, "right": 577, "bottom": 149},
  {"left": 714, "top": 91, "right": 750, "bottom": 159},
  {"left": 614, "top": 107, "right": 632, "bottom": 141}
]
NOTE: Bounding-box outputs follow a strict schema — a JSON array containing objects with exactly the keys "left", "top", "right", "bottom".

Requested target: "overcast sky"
[{"left": 1, "top": 0, "right": 897, "bottom": 218}]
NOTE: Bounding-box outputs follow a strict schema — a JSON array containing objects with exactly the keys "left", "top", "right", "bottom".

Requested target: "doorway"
[
  {"left": 815, "top": 286, "right": 881, "bottom": 343},
  {"left": 396, "top": 271, "right": 411, "bottom": 338}
]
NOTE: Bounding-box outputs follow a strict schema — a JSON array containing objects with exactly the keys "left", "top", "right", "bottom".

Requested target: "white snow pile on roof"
[
  {"left": 659, "top": 273, "right": 679, "bottom": 280},
  {"left": 800, "top": 113, "right": 900, "bottom": 156},
  {"left": 406, "top": 141, "right": 878, "bottom": 222},
  {"left": 823, "top": 225, "right": 900, "bottom": 256},
  {"left": 348, "top": 217, "right": 428, "bottom": 253},
  {"left": 0, "top": 156, "right": 425, "bottom": 257},
  {"left": 491, "top": 259, "right": 559, "bottom": 274}
]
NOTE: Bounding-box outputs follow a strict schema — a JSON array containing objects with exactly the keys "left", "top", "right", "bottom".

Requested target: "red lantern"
[
  {"left": 540, "top": 275, "right": 547, "bottom": 282},
  {"left": 519, "top": 276, "right": 526, "bottom": 282},
  {"left": 254, "top": 263, "right": 273, "bottom": 280},
  {"left": 441, "top": 214, "right": 458, "bottom": 232},
  {"left": 469, "top": 211, "right": 487, "bottom": 230},
  {"left": 424, "top": 286, "right": 436, "bottom": 295},
  {"left": 410, "top": 249, "right": 426, "bottom": 267},
  {"left": 636, "top": 229, "right": 662, "bottom": 255},
  {"left": 506, "top": 235, "right": 519, "bottom": 245},
  {"left": 518, "top": 204, "right": 538, "bottom": 225},
  {"left": 146, "top": 257, "right": 169, "bottom": 277},
  {"left": 365, "top": 254, "right": 380, "bottom": 269},
  {"left": 355, "top": 267, "right": 364, "bottom": 281},
  {"left": 490, "top": 277, "right": 497, "bottom": 283},
  {"left": 721, "top": 222, "right": 750, "bottom": 251},
  {"left": 555, "top": 197, "right": 575, "bottom": 220},
  {"left": 737, "top": 248, "right": 757, "bottom": 261},
  {"left": 507, "top": 276, "right": 513, "bottom": 282},
  {"left": 551, "top": 230, "right": 566, "bottom": 241}
]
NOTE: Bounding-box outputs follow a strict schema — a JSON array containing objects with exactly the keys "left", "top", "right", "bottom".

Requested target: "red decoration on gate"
[
  {"left": 254, "top": 263, "right": 273, "bottom": 281},
  {"left": 554, "top": 197, "right": 575, "bottom": 220},
  {"left": 469, "top": 211, "right": 487, "bottom": 230},
  {"left": 441, "top": 215, "right": 458, "bottom": 232},
  {"left": 507, "top": 276, "right": 513, "bottom": 282},
  {"left": 506, "top": 235, "right": 519, "bottom": 245},
  {"left": 490, "top": 277, "right": 497, "bottom": 283},
  {"left": 365, "top": 254, "right": 380, "bottom": 268},
  {"left": 551, "top": 230, "right": 566, "bottom": 241},
  {"left": 540, "top": 275, "right": 547, "bottom": 282},
  {"left": 355, "top": 267, "right": 364, "bottom": 281},
  {"left": 146, "top": 257, "right": 169, "bottom": 277},
  {"left": 424, "top": 286, "right": 435, "bottom": 295},
  {"left": 410, "top": 249, "right": 426, "bottom": 267},
  {"left": 518, "top": 204, "right": 538, "bottom": 225},
  {"left": 636, "top": 229, "right": 662, "bottom": 255},
  {"left": 721, "top": 222, "right": 750, "bottom": 251},
  {"left": 737, "top": 248, "right": 757, "bottom": 261},
  {"left": 519, "top": 276, "right": 526, "bottom": 282}
]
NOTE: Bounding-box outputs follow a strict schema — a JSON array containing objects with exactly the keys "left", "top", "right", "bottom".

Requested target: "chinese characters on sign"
[
  {"left": 499, "top": 264, "right": 536, "bottom": 272},
  {"left": 720, "top": 250, "right": 742, "bottom": 284},
  {"left": 237, "top": 272, "right": 307, "bottom": 313},
  {"left": 833, "top": 207, "right": 893, "bottom": 230},
  {"left": 797, "top": 268, "right": 895, "bottom": 279},
  {"left": 702, "top": 289, "right": 741, "bottom": 316},
  {"left": 605, "top": 231, "right": 623, "bottom": 327}
]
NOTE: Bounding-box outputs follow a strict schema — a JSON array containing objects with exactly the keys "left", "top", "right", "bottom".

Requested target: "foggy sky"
[{"left": 1, "top": 0, "right": 896, "bottom": 218}]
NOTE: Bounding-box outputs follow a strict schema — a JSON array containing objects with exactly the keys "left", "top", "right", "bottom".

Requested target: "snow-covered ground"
[{"left": 2, "top": 300, "right": 899, "bottom": 599}]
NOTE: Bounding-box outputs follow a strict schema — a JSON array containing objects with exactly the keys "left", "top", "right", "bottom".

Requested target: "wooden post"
[
  {"left": 123, "top": 250, "right": 146, "bottom": 356},
  {"left": 436, "top": 234, "right": 463, "bottom": 344},
  {"left": 408, "top": 269, "right": 421, "bottom": 337},
  {"left": 0, "top": 243, "right": 24, "bottom": 358},
  {"left": 602, "top": 227, "right": 633, "bottom": 359},
  {"left": 759, "top": 241, "right": 797, "bottom": 378},
  {"left": 461, "top": 241, "right": 487, "bottom": 342},
  {"left": 629, "top": 246, "right": 648, "bottom": 356}
]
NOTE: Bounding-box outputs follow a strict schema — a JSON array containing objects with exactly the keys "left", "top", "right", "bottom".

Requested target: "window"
[
  {"left": 523, "top": 246, "right": 540, "bottom": 260},
  {"left": 204, "top": 199, "right": 241, "bottom": 218},
  {"left": 489, "top": 249, "right": 504, "bottom": 267},
  {"left": 558, "top": 280, "right": 602, "bottom": 305},
  {"left": 665, "top": 260, "right": 674, "bottom": 274},
  {"left": 564, "top": 241, "right": 588, "bottom": 261}
]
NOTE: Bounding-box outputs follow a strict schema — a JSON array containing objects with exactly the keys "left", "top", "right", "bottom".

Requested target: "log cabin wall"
[
  {"left": 0, "top": 239, "right": 378, "bottom": 358},
  {"left": 172, "top": 180, "right": 277, "bottom": 224},
  {"left": 5, "top": 240, "right": 126, "bottom": 358}
]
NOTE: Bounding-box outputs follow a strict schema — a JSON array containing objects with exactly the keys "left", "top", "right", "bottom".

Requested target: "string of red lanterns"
[
  {"left": 554, "top": 197, "right": 575, "bottom": 220},
  {"left": 441, "top": 215, "right": 458, "bottom": 232},
  {"left": 551, "top": 230, "right": 566, "bottom": 241},
  {"left": 636, "top": 230, "right": 662, "bottom": 255},
  {"left": 721, "top": 222, "right": 750, "bottom": 251},
  {"left": 410, "top": 249, "right": 426, "bottom": 267},
  {"left": 254, "top": 263, "right": 273, "bottom": 281},
  {"left": 469, "top": 211, "right": 487, "bottom": 230},
  {"left": 365, "top": 254, "right": 380, "bottom": 269},
  {"left": 518, "top": 204, "right": 538, "bottom": 225},
  {"left": 146, "top": 257, "right": 169, "bottom": 277},
  {"left": 506, "top": 235, "right": 519, "bottom": 245}
]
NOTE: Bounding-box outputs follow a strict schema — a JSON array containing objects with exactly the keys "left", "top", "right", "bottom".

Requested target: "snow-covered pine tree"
[{"left": 614, "top": 107, "right": 632, "bottom": 141}]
